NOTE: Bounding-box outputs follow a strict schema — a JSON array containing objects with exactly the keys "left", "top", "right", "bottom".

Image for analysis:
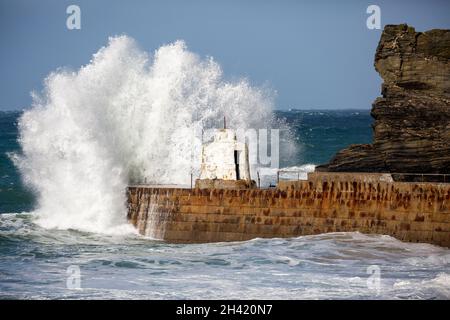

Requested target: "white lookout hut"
[{"left": 199, "top": 128, "right": 251, "bottom": 182}]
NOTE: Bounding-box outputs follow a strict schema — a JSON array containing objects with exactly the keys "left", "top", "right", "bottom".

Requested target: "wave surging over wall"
[{"left": 12, "top": 36, "right": 277, "bottom": 234}]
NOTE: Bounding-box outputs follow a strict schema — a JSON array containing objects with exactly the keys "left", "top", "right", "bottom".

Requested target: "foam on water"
[
  {"left": 0, "top": 213, "right": 448, "bottom": 299},
  {"left": 11, "top": 36, "right": 278, "bottom": 234}
]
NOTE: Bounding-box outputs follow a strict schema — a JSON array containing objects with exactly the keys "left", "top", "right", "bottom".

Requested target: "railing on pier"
[
  {"left": 276, "top": 170, "right": 449, "bottom": 184},
  {"left": 276, "top": 170, "right": 308, "bottom": 183},
  {"left": 130, "top": 171, "right": 449, "bottom": 189},
  {"left": 390, "top": 173, "right": 449, "bottom": 183}
]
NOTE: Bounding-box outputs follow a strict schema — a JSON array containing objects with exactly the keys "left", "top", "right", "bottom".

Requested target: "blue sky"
[{"left": 1, "top": 0, "right": 449, "bottom": 111}]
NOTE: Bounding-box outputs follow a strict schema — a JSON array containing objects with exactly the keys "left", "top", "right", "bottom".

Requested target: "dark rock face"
[{"left": 317, "top": 24, "right": 450, "bottom": 174}]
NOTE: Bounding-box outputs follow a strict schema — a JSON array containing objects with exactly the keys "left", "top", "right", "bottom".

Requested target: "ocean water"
[
  {"left": 1, "top": 110, "right": 449, "bottom": 300},
  {"left": 1, "top": 37, "right": 449, "bottom": 299}
]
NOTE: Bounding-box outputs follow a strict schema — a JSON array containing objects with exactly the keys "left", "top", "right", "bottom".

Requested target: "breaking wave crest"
[{"left": 11, "top": 36, "right": 278, "bottom": 234}]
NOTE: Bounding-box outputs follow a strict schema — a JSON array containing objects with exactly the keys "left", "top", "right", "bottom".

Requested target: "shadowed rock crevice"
[{"left": 317, "top": 24, "right": 450, "bottom": 174}]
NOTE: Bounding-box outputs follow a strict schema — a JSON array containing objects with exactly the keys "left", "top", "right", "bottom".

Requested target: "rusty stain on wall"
[{"left": 127, "top": 173, "right": 450, "bottom": 247}]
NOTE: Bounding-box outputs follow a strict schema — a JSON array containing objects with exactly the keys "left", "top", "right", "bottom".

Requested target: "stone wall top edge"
[{"left": 127, "top": 181, "right": 450, "bottom": 193}]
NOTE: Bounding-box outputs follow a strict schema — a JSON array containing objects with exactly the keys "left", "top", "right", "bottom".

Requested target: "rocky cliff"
[{"left": 317, "top": 24, "right": 450, "bottom": 174}]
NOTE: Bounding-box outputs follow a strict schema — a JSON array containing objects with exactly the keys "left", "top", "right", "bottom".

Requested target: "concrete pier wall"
[{"left": 127, "top": 173, "right": 450, "bottom": 247}]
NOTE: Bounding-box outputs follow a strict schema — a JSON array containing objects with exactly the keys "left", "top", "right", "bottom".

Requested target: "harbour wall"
[{"left": 126, "top": 173, "right": 450, "bottom": 247}]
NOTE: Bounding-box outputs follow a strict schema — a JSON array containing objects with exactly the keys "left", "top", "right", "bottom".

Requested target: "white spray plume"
[{"left": 13, "top": 36, "right": 279, "bottom": 234}]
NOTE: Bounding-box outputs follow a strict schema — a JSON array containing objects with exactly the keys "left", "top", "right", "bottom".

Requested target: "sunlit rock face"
[{"left": 318, "top": 24, "right": 450, "bottom": 174}]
